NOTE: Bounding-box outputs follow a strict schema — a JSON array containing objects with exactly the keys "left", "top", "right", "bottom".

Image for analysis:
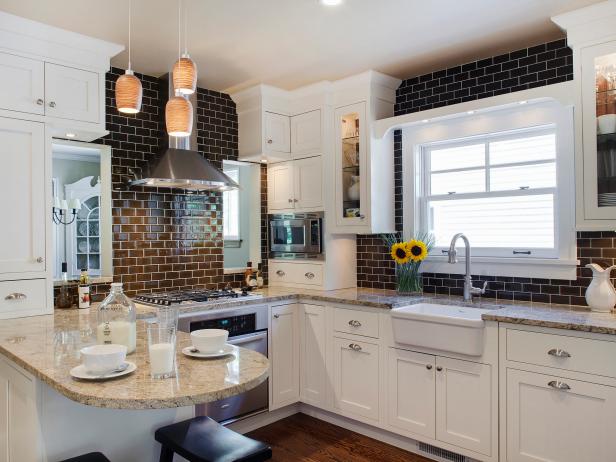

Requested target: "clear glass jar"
[{"left": 96, "top": 283, "right": 137, "bottom": 353}]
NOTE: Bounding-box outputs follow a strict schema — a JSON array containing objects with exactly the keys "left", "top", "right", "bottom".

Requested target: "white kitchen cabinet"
[
  {"left": 0, "top": 359, "right": 40, "bottom": 462},
  {"left": 267, "top": 162, "right": 295, "bottom": 211},
  {"left": 387, "top": 348, "right": 435, "bottom": 438},
  {"left": 436, "top": 357, "right": 492, "bottom": 456},
  {"left": 333, "top": 336, "right": 379, "bottom": 421},
  {"left": 264, "top": 111, "right": 290, "bottom": 156},
  {"left": 506, "top": 368, "right": 616, "bottom": 462},
  {"left": 291, "top": 109, "right": 321, "bottom": 158},
  {"left": 45, "top": 63, "right": 100, "bottom": 124},
  {"left": 267, "top": 156, "right": 323, "bottom": 213},
  {"left": 300, "top": 304, "right": 328, "bottom": 408},
  {"left": 0, "top": 118, "right": 46, "bottom": 276},
  {"left": 270, "top": 304, "right": 300, "bottom": 409},
  {"left": 0, "top": 53, "right": 44, "bottom": 116}
]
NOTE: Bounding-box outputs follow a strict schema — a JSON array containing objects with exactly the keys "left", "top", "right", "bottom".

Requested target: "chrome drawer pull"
[
  {"left": 273, "top": 314, "right": 280, "bottom": 319},
  {"left": 305, "top": 272, "right": 315, "bottom": 279},
  {"left": 426, "top": 364, "right": 433, "bottom": 370},
  {"left": 348, "top": 343, "right": 362, "bottom": 352},
  {"left": 348, "top": 320, "right": 361, "bottom": 327},
  {"left": 276, "top": 270, "right": 285, "bottom": 277},
  {"left": 548, "top": 380, "right": 571, "bottom": 391},
  {"left": 548, "top": 348, "right": 571, "bottom": 358},
  {"left": 5, "top": 293, "right": 27, "bottom": 301}
]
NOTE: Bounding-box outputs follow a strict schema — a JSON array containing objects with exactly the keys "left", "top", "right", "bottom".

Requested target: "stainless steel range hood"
[{"left": 129, "top": 73, "right": 238, "bottom": 192}]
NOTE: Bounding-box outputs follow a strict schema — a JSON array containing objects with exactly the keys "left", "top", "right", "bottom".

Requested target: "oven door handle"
[{"left": 228, "top": 331, "right": 268, "bottom": 346}]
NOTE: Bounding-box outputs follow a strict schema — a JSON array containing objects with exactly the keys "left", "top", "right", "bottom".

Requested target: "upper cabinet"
[
  {"left": 0, "top": 53, "right": 45, "bottom": 115},
  {"left": 264, "top": 111, "right": 291, "bottom": 157},
  {"left": 268, "top": 156, "right": 323, "bottom": 213},
  {"left": 291, "top": 110, "right": 322, "bottom": 157},
  {"left": 553, "top": 1, "right": 616, "bottom": 229},
  {"left": 45, "top": 63, "right": 100, "bottom": 124}
]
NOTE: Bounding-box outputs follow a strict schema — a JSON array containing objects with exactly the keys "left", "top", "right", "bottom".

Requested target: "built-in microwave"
[{"left": 269, "top": 212, "right": 323, "bottom": 259}]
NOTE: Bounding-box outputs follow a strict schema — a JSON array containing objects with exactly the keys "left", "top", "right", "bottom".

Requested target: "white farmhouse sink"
[{"left": 391, "top": 303, "right": 492, "bottom": 356}]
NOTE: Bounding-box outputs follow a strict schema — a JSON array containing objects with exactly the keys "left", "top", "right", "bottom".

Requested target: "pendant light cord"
[
  {"left": 128, "top": 0, "right": 132, "bottom": 71},
  {"left": 178, "top": 0, "right": 182, "bottom": 61},
  {"left": 184, "top": 0, "right": 188, "bottom": 55}
]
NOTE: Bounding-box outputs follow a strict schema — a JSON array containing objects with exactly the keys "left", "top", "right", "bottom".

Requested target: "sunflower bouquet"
[{"left": 382, "top": 233, "right": 434, "bottom": 293}]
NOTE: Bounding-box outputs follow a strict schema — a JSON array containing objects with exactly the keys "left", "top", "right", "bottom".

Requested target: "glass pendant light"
[
  {"left": 165, "top": 0, "right": 193, "bottom": 137},
  {"left": 172, "top": 0, "right": 197, "bottom": 95},
  {"left": 115, "top": 0, "right": 142, "bottom": 114}
]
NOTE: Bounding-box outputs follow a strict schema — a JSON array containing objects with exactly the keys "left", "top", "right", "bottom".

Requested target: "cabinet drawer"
[
  {"left": 506, "top": 328, "right": 616, "bottom": 378},
  {"left": 0, "top": 279, "right": 47, "bottom": 319},
  {"left": 334, "top": 307, "right": 379, "bottom": 338},
  {"left": 269, "top": 261, "right": 323, "bottom": 286}
]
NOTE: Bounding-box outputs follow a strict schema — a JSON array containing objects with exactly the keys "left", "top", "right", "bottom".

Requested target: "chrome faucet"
[{"left": 448, "top": 233, "right": 487, "bottom": 302}]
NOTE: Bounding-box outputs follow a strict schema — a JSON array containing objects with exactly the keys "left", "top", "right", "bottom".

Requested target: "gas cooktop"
[{"left": 133, "top": 288, "right": 251, "bottom": 306}]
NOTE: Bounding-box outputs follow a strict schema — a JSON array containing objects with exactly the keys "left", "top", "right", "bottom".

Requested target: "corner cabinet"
[
  {"left": 299, "top": 304, "right": 328, "bottom": 408},
  {"left": 267, "top": 156, "right": 323, "bottom": 213}
]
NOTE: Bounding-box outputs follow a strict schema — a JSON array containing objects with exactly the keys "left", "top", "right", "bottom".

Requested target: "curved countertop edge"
[{"left": 0, "top": 340, "right": 270, "bottom": 410}]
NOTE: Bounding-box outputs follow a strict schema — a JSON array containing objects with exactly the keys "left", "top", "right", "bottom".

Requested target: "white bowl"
[
  {"left": 80, "top": 344, "right": 127, "bottom": 374},
  {"left": 598, "top": 114, "right": 616, "bottom": 135},
  {"left": 191, "top": 329, "right": 229, "bottom": 353}
]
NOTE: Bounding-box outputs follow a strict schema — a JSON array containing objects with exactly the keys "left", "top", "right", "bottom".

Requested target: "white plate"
[
  {"left": 182, "top": 344, "right": 236, "bottom": 359},
  {"left": 70, "top": 361, "right": 136, "bottom": 380}
]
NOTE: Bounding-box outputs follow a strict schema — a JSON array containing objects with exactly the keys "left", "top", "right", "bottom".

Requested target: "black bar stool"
[
  {"left": 155, "top": 416, "right": 272, "bottom": 462},
  {"left": 59, "top": 453, "right": 110, "bottom": 462}
]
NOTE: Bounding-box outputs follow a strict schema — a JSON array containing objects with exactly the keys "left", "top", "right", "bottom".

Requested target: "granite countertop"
[{"left": 0, "top": 309, "right": 269, "bottom": 410}]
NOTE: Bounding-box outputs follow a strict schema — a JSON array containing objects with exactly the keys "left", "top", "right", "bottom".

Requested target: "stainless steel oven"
[
  {"left": 269, "top": 212, "right": 323, "bottom": 258},
  {"left": 177, "top": 304, "right": 268, "bottom": 424}
]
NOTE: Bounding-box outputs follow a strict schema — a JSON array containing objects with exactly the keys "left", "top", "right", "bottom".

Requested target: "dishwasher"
[{"left": 177, "top": 304, "right": 269, "bottom": 424}]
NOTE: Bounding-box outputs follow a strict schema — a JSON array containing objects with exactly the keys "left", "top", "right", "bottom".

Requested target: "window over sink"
[{"left": 402, "top": 97, "right": 577, "bottom": 279}]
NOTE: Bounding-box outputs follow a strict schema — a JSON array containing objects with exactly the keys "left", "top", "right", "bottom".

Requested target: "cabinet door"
[
  {"left": 387, "top": 348, "right": 435, "bottom": 438},
  {"left": 0, "top": 53, "right": 44, "bottom": 115},
  {"left": 294, "top": 156, "right": 323, "bottom": 210},
  {"left": 271, "top": 304, "right": 300, "bottom": 409},
  {"left": 45, "top": 63, "right": 99, "bottom": 123},
  {"left": 267, "top": 162, "right": 295, "bottom": 212},
  {"left": 0, "top": 118, "right": 45, "bottom": 275},
  {"left": 506, "top": 368, "right": 616, "bottom": 462},
  {"left": 291, "top": 109, "right": 321, "bottom": 158},
  {"left": 435, "top": 357, "right": 492, "bottom": 456},
  {"left": 334, "top": 102, "right": 368, "bottom": 228},
  {"left": 333, "top": 336, "right": 379, "bottom": 421},
  {"left": 0, "top": 360, "right": 39, "bottom": 462},
  {"left": 264, "top": 112, "right": 290, "bottom": 155},
  {"left": 300, "top": 304, "right": 327, "bottom": 407}
]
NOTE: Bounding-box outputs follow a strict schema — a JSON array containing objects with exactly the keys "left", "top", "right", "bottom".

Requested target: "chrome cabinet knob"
[
  {"left": 358, "top": 214, "right": 365, "bottom": 219},
  {"left": 273, "top": 314, "right": 280, "bottom": 319},
  {"left": 5, "top": 293, "right": 27, "bottom": 301},
  {"left": 288, "top": 199, "right": 293, "bottom": 203},
  {"left": 36, "top": 257, "right": 44, "bottom": 263},
  {"left": 305, "top": 272, "right": 315, "bottom": 279},
  {"left": 548, "top": 348, "right": 571, "bottom": 358},
  {"left": 548, "top": 380, "right": 571, "bottom": 391},
  {"left": 348, "top": 343, "right": 362, "bottom": 352},
  {"left": 426, "top": 364, "right": 433, "bottom": 370},
  {"left": 276, "top": 270, "right": 285, "bottom": 277},
  {"left": 49, "top": 101, "right": 56, "bottom": 108},
  {"left": 267, "top": 139, "right": 273, "bottom": 144},
  {"left": 293, "top": 199, "right": 298, "bottom": 203},
  {"left": 348, "top": 319, "right": 361, "bottom": 327},
  {"left": 436, "top": 366, "right": 443, "bottom": 372},
  {"left": 36, "top": 98, "right": 44, "bottom": 106}
]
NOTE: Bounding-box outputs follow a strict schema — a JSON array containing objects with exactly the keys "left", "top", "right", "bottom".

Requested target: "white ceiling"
[{"left": 0, "top": 0, "right": 602, "bottom": 93}]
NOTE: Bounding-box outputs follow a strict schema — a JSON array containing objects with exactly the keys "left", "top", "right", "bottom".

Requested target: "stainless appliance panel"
[{"left": 269, "top": 212, "right": 322, "bottom": 256}]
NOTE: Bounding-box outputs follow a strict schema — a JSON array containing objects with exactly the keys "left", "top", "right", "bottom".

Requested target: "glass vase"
[{"left": 396, "top": 263, "right": 423, "bottom": 295}]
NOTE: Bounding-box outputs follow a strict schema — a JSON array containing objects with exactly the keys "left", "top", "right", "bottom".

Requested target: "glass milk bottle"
[{"left": 96, "top": 283, "right": 137, "bottom": 353}]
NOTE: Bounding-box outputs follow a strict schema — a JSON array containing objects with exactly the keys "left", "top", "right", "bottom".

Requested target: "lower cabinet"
[
  {"left": 300, "top": 304, "right": 327, "bottom": 408},
  {"left": 270, "top": 304, "right": 300, "bottom": 409},
  {"left": 0, "top": 359, "right": 40, "bottom": 462},
  {"left": 506, "top": 368, "right": 616, "bottom": 462},
  {"left": 388, "top": 348, "right": 493, "bottom": 457},
  {"left": 333, "top": 336, "right": 379, "bottom": 421}
]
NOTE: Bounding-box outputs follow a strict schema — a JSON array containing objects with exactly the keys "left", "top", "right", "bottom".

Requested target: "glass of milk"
[{"left": 147, "top": 325, "right": 177, "bottom": 379}]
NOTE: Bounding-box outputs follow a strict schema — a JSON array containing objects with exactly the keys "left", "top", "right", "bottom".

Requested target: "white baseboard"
[{"left": 226, "top": 404, "right": 300, "bottom": 434}]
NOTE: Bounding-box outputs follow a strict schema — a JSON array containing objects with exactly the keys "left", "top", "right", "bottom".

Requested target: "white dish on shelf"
[
  {"left": 182, "top": 345, "right": 235, "bottom": 359},
  {"left": 70, "top": 361, "right": 136, "bottom": 380},
  {"left": 598, "top": 114, "right": 616, "bottom": 135}
]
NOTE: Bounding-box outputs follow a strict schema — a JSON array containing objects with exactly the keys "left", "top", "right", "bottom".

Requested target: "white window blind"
[
  {"left": 223, "top": 165, "right": 240, "bottom": 241},
  {"left": 422, "top": 128, "right": 558, "bottom": 258}
]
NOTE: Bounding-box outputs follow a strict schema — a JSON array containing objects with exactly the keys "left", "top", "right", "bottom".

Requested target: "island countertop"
[{"left": 0, "top": 309, "right": 269, "bottom": 410}]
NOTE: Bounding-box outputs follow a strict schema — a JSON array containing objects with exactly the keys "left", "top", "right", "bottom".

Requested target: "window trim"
[
  {"left": 223, "top": 164, "right": 241, "bottom": 242},
  {"left": 402, "top": 99, "right": 577, "bottom": 280}
]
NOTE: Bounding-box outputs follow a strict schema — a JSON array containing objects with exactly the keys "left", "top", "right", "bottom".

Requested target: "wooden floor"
[{"left": 246, "top": 413, "right": 433, "bottom": 462}]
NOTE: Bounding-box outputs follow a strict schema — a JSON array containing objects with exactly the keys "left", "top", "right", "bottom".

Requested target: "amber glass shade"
[
  {"left": 166, "top": 96, "right": 193, "bottom": 137},
  {"left": 115, "top": 70, "right": 142, "bottom": 114},
  {"left": 172, "top": 55, "right": 197, "bottom": 95}
]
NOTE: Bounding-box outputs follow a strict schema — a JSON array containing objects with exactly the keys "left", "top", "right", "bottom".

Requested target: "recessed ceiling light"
[
  {"left": 519, "top": 100, "right": 528, "bottom": 105},
  {"left": 65, "top": 132, "right": 76, "bottom": 138},
  {"left": 467, "top": 110, "right": 475, "bottom": 115},
  {"left": 320, "top": 0, "right": 343, "bottom": 6},
  {"left": 422, "top": 119, "right": 429, "bottom": 123},
  {"left": 261, "top": 158, "right": 268, "bottom": 163}
]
